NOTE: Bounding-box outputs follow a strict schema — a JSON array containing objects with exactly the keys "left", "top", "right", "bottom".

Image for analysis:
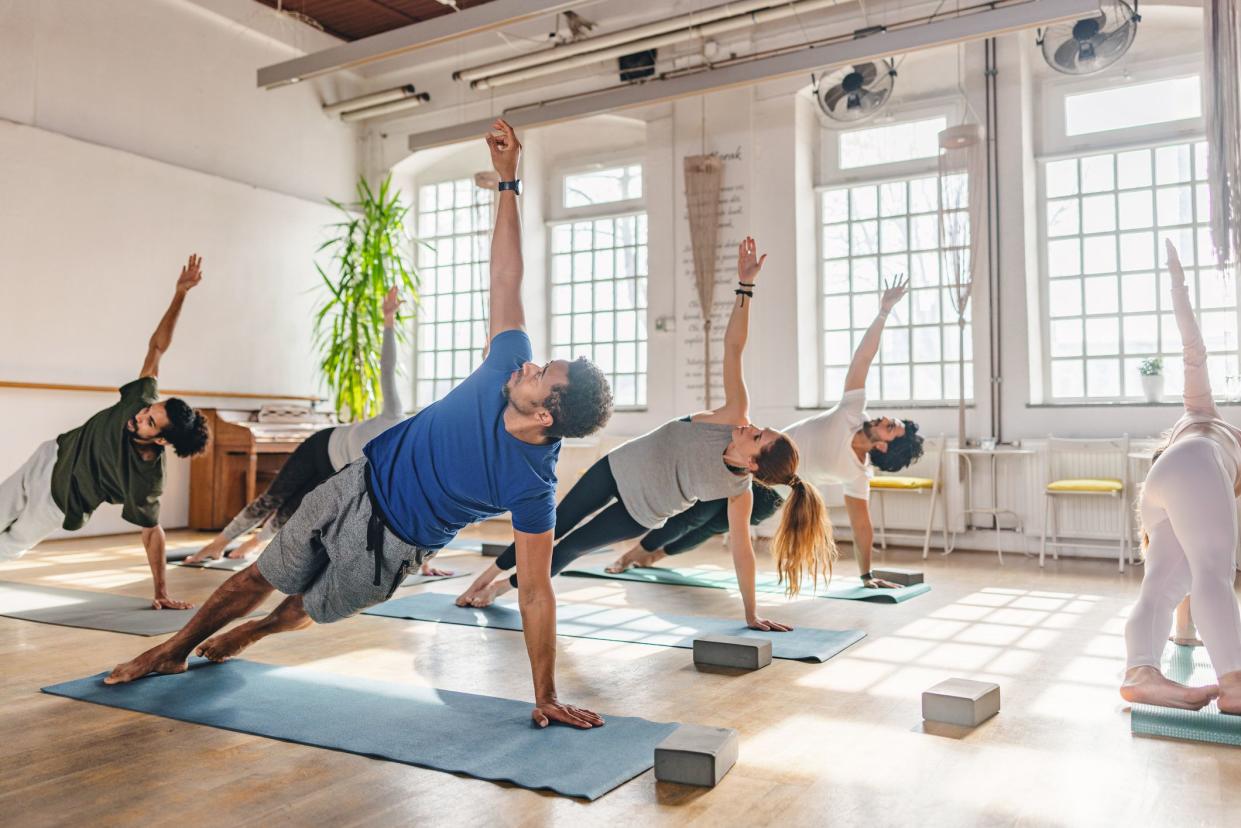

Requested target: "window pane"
[
  {"left": 1065, "top": 76, "right": 1202, "bottom": 136},
  {"left": 549, "top": 212, "right": 648, "bottom": 405},
  {"left": 839, "top": 116, "right": 947, "bottom": 169},
  {"left": 1041, "top": 140, "right": 1234, "bottom": 402},
  {"left": 414, "top": 178, "right": 491, "bottom": 405},
  {"left": 563, "top": 165, "right": 642, "bottom": 207},
  {"left": 821, "top": 171, "right": 970, "bottom": 404}
]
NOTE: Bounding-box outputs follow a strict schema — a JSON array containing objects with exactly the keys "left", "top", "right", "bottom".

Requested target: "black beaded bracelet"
[{"left": 738, "top": 281, "right": 756, "bottom": 287}]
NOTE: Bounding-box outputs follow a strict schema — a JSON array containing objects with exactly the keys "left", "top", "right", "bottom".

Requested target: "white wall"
[{"left": 0, "top": 0, "right": 364, "bottom": 536}]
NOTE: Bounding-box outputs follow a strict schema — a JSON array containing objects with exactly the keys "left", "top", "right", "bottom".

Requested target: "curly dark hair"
[
  {"left": 543, "top": 357, "right": 613, "bottom": 439},
  {"left": 870, "top": 419, "right": 924, "bottom": 472},
  {"left": 161, "top": 398, "right": 210, "bottom": 458}
]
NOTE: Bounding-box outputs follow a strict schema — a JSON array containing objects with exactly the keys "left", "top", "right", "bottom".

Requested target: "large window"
[
  {"left": 820, "top": 176, "right": 974, "bottom": 404},
  {"left": 1042, "top": 140, "right": 1237, "bottom": 400},
  {"left": 548, "top": 162, "right": 648, "bottom": 408},
  {"left": 414, "top": 177, "right": 492, "bottom": 407}
]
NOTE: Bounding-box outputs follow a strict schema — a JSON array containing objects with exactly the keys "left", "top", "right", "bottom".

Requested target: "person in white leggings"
[{"left": 1122, "top": 240, "right": 1241, "bottom": 713}]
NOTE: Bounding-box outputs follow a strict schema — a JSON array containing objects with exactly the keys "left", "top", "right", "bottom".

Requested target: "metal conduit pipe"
[
  {"left": 457, "top": 0, "right": 844, "bottom": 84},
  {"left": 471, "top": 0, "right": 844, "bottom": 90}
]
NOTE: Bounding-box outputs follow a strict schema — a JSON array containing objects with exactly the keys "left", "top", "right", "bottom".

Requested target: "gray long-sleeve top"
[{"left": 326, "top": 325, "right": 405, "bottom": 471}]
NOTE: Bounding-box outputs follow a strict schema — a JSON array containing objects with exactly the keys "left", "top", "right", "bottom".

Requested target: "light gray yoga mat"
[
  {"left": 166, "top": 540, "right": 244, "bottom": 563},
  {"left": 364, "top": 592, "right": 864, "bottom": 662},
  {"left": 176, "top": 556, "right": 253, "bottom": 572},
  {"left": 562, "top": 564, "right": 931, "bottom": 603},
  {"left": 398, "top": 570, "right": 471, "bottom": 588},
  {"left": 1131, "top": 643, "right": 1241, "bottom": 747},
  {"left": 43, "top": 658, "right": 677, "bottom": 800},
  {"left": 0, "top": 581, "right": 211, "bottom": 636}
]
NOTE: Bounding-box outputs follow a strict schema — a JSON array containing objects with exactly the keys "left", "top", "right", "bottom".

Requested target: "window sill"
[
  {"left": 796, "top": 403, "right": 978, "bottom": 411},
  {"left": 1028, "top": 401, "right": 1241, "bottom": 408}
]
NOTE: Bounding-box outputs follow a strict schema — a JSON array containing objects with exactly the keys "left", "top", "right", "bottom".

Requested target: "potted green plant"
[
  {"left": 1138, "top": 357, "right": 1164, "bottom": 403},
  {"left": 315, "top": 174, "right": 419, "bottom": 422}
]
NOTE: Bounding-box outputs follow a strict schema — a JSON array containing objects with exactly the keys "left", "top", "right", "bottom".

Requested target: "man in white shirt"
[{"left": 784, "top": 277, "right": 922, "bottom": 588}]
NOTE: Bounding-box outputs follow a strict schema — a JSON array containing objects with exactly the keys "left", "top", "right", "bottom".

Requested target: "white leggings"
[{"left": 1125, "top": 436, "right": 1241, "bottom": 675}]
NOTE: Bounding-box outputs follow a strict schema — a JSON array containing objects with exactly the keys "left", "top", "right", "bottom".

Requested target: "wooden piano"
[{"left": 189, "top": 408, "right": 336, "bottom": 530}]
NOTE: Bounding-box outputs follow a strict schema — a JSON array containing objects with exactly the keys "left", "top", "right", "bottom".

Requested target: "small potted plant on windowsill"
[{"left": 1138, "top": 357, "right": 1164, "bottom": 403}]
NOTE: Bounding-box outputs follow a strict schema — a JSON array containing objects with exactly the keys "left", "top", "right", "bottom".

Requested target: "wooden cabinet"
[{"left": 189, "top": 408, "right": 334, "bottom": 530}]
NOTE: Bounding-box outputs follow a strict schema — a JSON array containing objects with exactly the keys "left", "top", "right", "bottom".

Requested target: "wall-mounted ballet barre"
[{"left": 0, "top": 380, "right": 324, "bottom": 404}]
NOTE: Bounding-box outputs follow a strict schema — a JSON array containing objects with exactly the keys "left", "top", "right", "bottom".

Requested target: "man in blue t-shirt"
[{"left": 107, "top": 121, "right": 615, "bottom": 731}]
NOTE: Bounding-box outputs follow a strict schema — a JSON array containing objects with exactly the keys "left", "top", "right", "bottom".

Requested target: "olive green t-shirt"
[{"left": 50, "top": 377, "right": 165, "bottom": 531}]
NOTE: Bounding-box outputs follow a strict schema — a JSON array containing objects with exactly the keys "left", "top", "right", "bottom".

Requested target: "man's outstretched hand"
[
  {"left": 532, "top": 700, "right": 605, "bottom": 729},
  {"left": 486, "top": 119, "right": 522, "bottom": 181},
  {"left": 176, "top": 254, "right": 203, "bottom": 294}
]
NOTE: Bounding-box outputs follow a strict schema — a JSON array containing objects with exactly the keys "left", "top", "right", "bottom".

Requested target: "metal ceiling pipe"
[
  {"left": 470, "top": 0, "right": 843, "bottom": 90},
  {"left": 339, "top": 92, "right": 432, "bottom": 122},
  {"left": 455, "top": 0, "right": 836, "bottom": 83},
  {"left": 322, "top": 84, "right": 418, "bottom": 116}
]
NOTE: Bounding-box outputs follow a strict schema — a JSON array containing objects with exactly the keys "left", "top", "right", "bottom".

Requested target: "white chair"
[
  {"left": 869, "top": 435, "right": 949, "bottom": 560},
  {"left": 1040, "top": 435, "right": 1131, "bottom": 572}
]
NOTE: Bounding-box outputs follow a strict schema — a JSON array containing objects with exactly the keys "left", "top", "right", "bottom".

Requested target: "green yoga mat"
[
  {"left": 1131, "top": 644, "right": 1241, "bottom": 746},
  {"left": 562, "top": 565, "right": 931, "bottom": 603}
]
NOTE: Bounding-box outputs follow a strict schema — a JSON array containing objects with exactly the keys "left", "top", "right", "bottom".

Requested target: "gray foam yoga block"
[
  {"left": 480, "top": 542, "right": 507, "bottom": 557},
  {"left": 654, "top": 724, "right": 739, "bottom": 787},
  {"left": 922, "top": 678, "right": 1001, "bottom": 727},
  {"left": 693, "top": 634, "right": 772, "bottom": 670},
  {"left": 872, "top": 568, "right": 924, "bottom": 586}
]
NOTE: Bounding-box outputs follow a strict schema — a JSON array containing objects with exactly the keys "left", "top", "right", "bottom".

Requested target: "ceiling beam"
[
  {"left": 257, "top": 0, "right": 585, "bottom": 89},
  {"left": 407, "top": 0, "right": 1098, "bottom": 151}
]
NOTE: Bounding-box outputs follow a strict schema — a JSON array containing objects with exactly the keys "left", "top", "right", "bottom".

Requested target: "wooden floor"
[{"left": 3, "top": 528, "right": 1240, "bottom": 827}]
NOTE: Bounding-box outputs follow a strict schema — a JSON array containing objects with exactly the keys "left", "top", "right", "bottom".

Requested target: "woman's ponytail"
[{"left": 755, "top": 436, "right": 837, "bottom": 596}]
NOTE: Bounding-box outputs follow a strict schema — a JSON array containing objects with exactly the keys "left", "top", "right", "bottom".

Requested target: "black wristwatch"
[{"left": 498, "top": 179, "right": 521, "bottom": 195}]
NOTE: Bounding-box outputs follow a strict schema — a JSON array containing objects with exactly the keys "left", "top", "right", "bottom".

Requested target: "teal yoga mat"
[
  {"left": 1131, "top": 643, "right": 1241, "bottom": 746},
  {"left": 363, "top": 592, "right": 865, "bottom": 662},
  {"left": 561, "top": 565, "right": 931, "bottom": 603},
  {"left": 43, "top": 658, "right": 676, "bottom": 800}
]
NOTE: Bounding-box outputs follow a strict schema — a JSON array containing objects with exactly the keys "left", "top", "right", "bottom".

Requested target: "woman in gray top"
[
  {"left": 457, "top": 238, "right": 833, "bottom": 630},
  {"left": 188, "top": 289, "right": 448, "bottom": 576}
]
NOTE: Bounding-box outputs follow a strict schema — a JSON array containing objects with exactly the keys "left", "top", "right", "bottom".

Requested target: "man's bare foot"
[
  {"left": 456, "top": 566, "right": 502, "bottom": 606},
  {"left": 1218, "top": 670, "right": 1241, "bottom": 715},
  {"left": 225, "top": 537, "right": 263, "bottom": 560},
  {"left": 466, "top": 578, "right": 512, "bottom": 608},
  {"left": 186, "top": 537, "right": 230, "bottom": 564},
  {"left": 196, "top": 624, "right": 260, "bottom": 662},
  {"left": 605, "top": 547, "right": 667, "bottom": 574},
  {"left": 104, "top": 645, "right": 189, "bottom": 685},
  {"left": 1120, "top": 665, "right": 1218, "bottom": 710}
]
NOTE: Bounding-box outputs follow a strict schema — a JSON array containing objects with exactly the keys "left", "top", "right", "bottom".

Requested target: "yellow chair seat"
[
  {"left": 1046, "top": 477, "right": 1123, "bottom": 493},
  {"left": 871, "top": 476, "right": 935, "bottom": 490}
]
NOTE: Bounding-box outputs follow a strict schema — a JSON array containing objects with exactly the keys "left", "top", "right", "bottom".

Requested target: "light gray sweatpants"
[{"left": 0, "top": 440, "right": 66, "bottom": 561}]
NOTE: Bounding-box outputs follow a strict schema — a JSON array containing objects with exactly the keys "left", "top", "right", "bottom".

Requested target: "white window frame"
[
  {"left": 411, "top": 175, "right": 494, "bottom": 409},
  {"left": 817, "top": 99, "right": 976, "bottom": 407},
  {"left": 1033, "top": 58, "right": 1238, "bottom": 405},
  {"left": 1036, "top": 56, "right": 1205, "bottom": 158},
  {"left": 546, "top": 154, "right": 648, "bottom": 410}
]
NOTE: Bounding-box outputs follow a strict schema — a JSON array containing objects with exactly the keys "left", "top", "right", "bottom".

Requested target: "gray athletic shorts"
[{"left": 257, "top": 459, "right": 432, "bottom": 624}]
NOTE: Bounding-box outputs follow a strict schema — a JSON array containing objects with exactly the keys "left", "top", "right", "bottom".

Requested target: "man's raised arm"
[
  {"left": 843, "top": 275, "right": 908, "bottom": 392},
  {"left": 486, "top": 120, "right": 525, "bottom": 341},
  {"left": 140, "top": 254, "right": 203, "bottom": 379}
]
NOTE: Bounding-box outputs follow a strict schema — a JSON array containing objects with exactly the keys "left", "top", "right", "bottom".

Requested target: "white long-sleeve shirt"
[
  {"left": 326, "top": 325, "right": 405, "bottom": 471},
  {"left": 1166, "top": 279, "right": 1241, "bottom": 488}
]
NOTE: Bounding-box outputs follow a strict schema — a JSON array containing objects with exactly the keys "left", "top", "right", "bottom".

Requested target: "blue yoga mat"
[
  {"left": 43, "top": 658, "right": 677, "bottom": 800},
  {"left": 1131, "top": 643, "right": 1241, "bottom": 747},
  {"left": 363, "top": 592, "right": 865, "bottom": 662},
  {"left": 561, "top": 565, "right": 931, "bottom": 603}
]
